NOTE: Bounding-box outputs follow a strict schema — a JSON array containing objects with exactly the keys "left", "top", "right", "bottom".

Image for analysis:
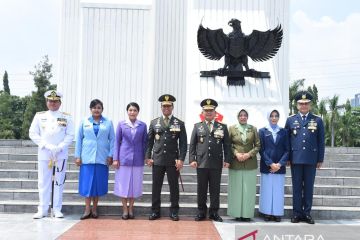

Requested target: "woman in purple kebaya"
[{"left": 112, "top": 102, "right": 147, "bottom": 220}]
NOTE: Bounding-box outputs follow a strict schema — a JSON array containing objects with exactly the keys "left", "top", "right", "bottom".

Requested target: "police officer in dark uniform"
[
  {"left": 189, "top": 99, "right": 231, "bottom": 222},
  {"left": 146, "top": 94, "right": 187, "bottom": 221},
  {"left": 285, "top": 91, "right": 325, "bottom": 224}
]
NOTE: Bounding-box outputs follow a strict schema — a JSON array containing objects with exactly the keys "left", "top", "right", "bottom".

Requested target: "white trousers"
[{"left": 37, "top": 159, "right": 67, "bottom": 213}]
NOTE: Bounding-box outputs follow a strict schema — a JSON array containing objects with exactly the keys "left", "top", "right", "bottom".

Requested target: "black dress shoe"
[
  {"left": 209, "top": 214, "right": 223, "bottom": 222},
  {"left": 80, "top": 211, "right": 92, "bottom": 220},
  {"left": 291, "top": 216, "right": 300, "bottom": 223},
  {"left": 122, "top": 214, "right": 129, "bottom": 220},
  {"left": 235, "top": 217, "right": 242, "bottom": 221},
  {"left": 128, "top": 213, "right": 135, "bottom": 219},
  {"left": 149, "top": 212, "right": 160, "bottom": 220},
  {"left": 170, "top": 213, "right": 179, "bottom": 221},
  {"left": 264, "top": 215, "right": 271, "bottom": 222},
  {"left": 241, "top": 217, "right": 251, "bottom": 222},
  {"left": 91, "top": 212, "right": 98, "bottom": 219},
  {"left": 274, "top": 216, "right": 281, "bottom": 222},
  {"left": 194, "top": 214, "right": 206, "bottom": 221},
  {"left": 303, "top": 215, "right": 315, "bottom": 224}
]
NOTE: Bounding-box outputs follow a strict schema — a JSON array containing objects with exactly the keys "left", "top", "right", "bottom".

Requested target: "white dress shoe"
[
  {"left": 54, "top": 211, "right": 64, "bottom": 218},
  {"left": 33, "top": 212, "right": 47, "bottom": 219}
]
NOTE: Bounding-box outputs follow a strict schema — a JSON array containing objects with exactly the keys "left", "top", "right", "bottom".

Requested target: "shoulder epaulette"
[
  {"left": 62, "top": 112, "right": 71, "bottom": 116},
  {"left": 289, "top": 114, "right": 296, "bottom": 117},
  {"left": 36, "top": 111, "right": 46, "bottom": 115},
  {"left": 152, "top": 117, "right": 160, "bottom": 122}
]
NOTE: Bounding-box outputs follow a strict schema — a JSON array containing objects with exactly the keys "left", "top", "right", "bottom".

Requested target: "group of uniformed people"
[{"left": 29, "top": 90, "right": 324, "bottom": 224}]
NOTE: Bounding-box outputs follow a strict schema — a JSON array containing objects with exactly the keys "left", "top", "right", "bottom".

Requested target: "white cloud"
[{"left": 290, "top": 10, "right": 360, "bottom": 103}]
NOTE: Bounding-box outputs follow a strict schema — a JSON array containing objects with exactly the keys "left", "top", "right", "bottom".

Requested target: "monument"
[
  {"left": 57, "top": 0, "right": 289, "bottom": 131},
  {"left": 198, "top": 18, "right": 283, "bottom": 86}
]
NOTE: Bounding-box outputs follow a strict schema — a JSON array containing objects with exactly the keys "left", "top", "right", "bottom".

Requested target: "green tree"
[
  {"left": 0, "top": 92, "right": 15, "bottom": 138},
  {"left": 352, "top": 107, "right": 360, "bottom": 146},
  {"left": 2, "top": 71, "right": 10, "bottom": 95},
  {"left": 327, "top": 95, "right": 339, "bottom": 147},
  {"left": 289, "top": 78, "right": 305, "bottom": 115},
  {"left": 307, "top": 84, "right": 319, "bottom": 114},
  {"left": 318, "top": 100, "right": 327, "bottom": 119},
  {"left": 21, "top": 56, "right": 56, "bottom": 139},
  {"left": 10, "top": 95, "right": 28, "bottom": 139}
]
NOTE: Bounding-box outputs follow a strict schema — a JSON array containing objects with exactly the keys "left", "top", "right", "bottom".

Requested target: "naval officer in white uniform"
[{"left": 29, "top": 90, "right": 75, "bottom": 219}]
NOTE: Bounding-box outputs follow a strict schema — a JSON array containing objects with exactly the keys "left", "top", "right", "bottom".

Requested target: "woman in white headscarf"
[{"left": 258, "top": 109, "right": 290, "bottom": 222}]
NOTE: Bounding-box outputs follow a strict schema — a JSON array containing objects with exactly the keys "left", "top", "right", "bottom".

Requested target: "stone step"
[
  {"left": 0, "top": 146, "right": 75, "bottom": 155},
  {"left": 0, "top": 140, "right": 36, "bottom": 147},
  {"left": 322, "top": 153, "right": 360, "bottom": 162},
  {"left": 1, "top": 181, "right": 359, "bottom": 198},
  {"left": 1, "top": 172, "right": 360, "bottom": 188},
  {"left": 0, "top": 187, "right": 359, "bottom": 207},
  {"left": 2, "top": 159, "right": 360, "bottom": 171},
  {"left": 2, "top": 165, "right": 360, "bottom": 179},
  {"left": 1, "top": 200, "right": 360, "bottom": 219},
  {"left": 1, "top": 152, "right": 359, "bottom": 163},
  {"left": 325, "top": 147, "right": 360, "bottom": 154},
  {"left": 1, "top": 140, "right": 360, "bottom": 153}
]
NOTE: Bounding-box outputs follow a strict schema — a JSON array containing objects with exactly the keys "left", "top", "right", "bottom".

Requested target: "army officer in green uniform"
[
  {"left": 189, "top": 99, "right": 231, "bottom": 222},
  {"left": 146, "top": 94, "right": 187, "bottom": 221}
]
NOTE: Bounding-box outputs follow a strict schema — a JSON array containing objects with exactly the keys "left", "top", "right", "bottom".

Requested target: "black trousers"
[
  {"left": 151, "top": 165, "right": 179, "bottom": 214},
  {"left": 196, "top": 168, "right": 222, "bottom": 216}
]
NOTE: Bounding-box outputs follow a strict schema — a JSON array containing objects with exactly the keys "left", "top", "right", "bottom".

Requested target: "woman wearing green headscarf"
[{"left": 227, "top": 109, "right": 261, "bottom": 221}]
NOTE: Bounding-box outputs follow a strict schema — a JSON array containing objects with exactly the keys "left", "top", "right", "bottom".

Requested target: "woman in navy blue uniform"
[{"left": 259, "top": 110, "right": 289, "bottom": 222}]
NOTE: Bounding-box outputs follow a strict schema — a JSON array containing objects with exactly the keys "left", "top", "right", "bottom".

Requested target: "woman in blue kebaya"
[
  {"left": 258, "top": 109, "right": 289, "bottom": 222},
  {"left": 75, "top": 99, "right": 115, "bottom": 220}
]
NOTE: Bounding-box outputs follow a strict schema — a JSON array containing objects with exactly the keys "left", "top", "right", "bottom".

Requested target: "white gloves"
[{"left": 44, "top": 144, "right": 62, "bottom": 154}]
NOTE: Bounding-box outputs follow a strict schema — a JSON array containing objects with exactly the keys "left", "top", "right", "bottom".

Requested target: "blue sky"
[
  {"left": 291, "top": 0, "right": 360, "bottom": 22},
  {"left": 0, "top": 0, "right": 359, "bottom": 104},
  {"left": 289, "top": 0, "right": 360, "bottom": 103}
]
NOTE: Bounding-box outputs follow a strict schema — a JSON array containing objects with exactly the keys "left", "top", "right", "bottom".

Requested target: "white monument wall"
[{"left": 57, "top": 0, "right": 289, "bottom": 133}]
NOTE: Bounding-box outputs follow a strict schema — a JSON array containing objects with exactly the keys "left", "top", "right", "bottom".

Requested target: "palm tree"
[
  {"left": 327, "top": 95, "right": 339, "bottom": 147},
  {"left": 289, "top": 79, "right": 305, "bottom": 115},
  {"left": 318, "top": 100, "right": 327, "bottom": 119}
]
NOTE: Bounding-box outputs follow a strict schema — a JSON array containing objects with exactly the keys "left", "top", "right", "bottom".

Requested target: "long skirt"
[
  {"left": 114, "top": 166, "right": 144, "bottom": 198},
  {"left": 227, "top": 168, "right": 257, "bottom": 218},
  {"left": 79, "top": 163, "right": 108, "bottom": 197},
  {"left": 259, "top": 173, "right": 285, "bottom": 216}
]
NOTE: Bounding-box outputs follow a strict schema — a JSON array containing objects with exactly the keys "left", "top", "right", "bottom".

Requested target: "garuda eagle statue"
[{"left": 198, "top": 18, "right": 283, "bottom": 85}]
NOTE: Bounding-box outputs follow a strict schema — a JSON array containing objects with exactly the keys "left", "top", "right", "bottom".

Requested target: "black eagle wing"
[
  {"left": 245, "top": 25, "right": 283, "bottom": 62},
  {"left": 197, "top": 24, "right": 228, "bottom": 60}
]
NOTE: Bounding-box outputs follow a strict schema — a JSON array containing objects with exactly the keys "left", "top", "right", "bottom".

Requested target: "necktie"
[
  {"left": 302, "top": 115, "right": 306, "bottom": 122},
  {"left": 164, "top": 117, "right": 169, "bottom": 127},
  {"left": 207, "top": 121, "right": 212, "bottom": 132}
]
